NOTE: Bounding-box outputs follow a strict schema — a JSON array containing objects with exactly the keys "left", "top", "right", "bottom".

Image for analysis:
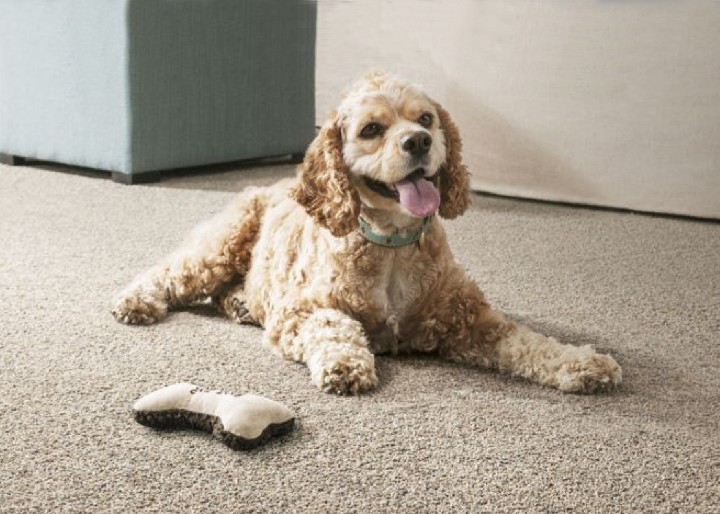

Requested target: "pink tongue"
[{"left": 393, "top": 177, "right": 441, "bottom": 217}]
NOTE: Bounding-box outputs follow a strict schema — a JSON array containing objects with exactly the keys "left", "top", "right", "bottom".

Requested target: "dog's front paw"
[
  {"left": 309, "top": 347, "right": 378, "bottom": 395},
  {"left": 112, "top": 294, "right": 167, "bottom": 325},
  {"left": 555, "top": 351, "right": 622, "bottom": 394}
]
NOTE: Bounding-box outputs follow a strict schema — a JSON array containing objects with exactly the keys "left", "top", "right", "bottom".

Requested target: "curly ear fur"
[
  {"left": 290, "top": 116, "right": 361, "bottom": 237},
  {"left": 433, "top": 101, "right": 470, "bottom": 219}
]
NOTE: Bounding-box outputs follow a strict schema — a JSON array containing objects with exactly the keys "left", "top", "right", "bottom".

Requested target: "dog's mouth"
[{"left": 363, "top": 168, "right": 441, "bottom": 217}]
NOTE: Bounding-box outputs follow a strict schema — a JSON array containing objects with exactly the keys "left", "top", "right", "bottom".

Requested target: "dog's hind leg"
[{"left": 112, "top": 190, "right": 267, "bottom": 325}]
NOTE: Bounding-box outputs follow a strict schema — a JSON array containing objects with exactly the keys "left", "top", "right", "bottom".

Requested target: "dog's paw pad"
[
  {"left": 556, "top": 353, "right": 622, "bottom": 394},
  {"left": 227, "top": 297, "right": 257, "bottom": 325}
]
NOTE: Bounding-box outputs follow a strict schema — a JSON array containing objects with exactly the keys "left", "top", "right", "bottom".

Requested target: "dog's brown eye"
[
  {"left": 418, "top": 112, "right": 433, "bottom": 128},
  {"left": 360, "top": 122, "right": 384, "bottom": 139}
]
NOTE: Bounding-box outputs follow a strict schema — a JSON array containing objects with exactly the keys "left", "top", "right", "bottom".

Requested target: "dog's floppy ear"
[
  {"left": 433, "top": 101, "right": 470, "bottom": 219},
  {"left": 290, "top": 114, "right": 361, "bottom": 237}
]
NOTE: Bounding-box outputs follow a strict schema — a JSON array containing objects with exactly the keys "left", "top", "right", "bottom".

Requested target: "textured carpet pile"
[{"left": 1, "top": 162, "right": 718, "bottom": 513}]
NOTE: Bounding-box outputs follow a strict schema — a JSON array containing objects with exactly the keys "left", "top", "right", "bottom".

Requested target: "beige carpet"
[{"left": 1, "top": 162, "right": 718, "bottom": 514}]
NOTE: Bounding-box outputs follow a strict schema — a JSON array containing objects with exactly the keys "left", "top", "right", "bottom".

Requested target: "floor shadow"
[
  {"left": 16, "top": 159, "right": 112, "bottom": 181},
  {"left": 505, "top": 313, "right": 616, "bottom": 353},
  {"left": 11, "top": 155, "right": 298, "bottom": 193},
  {"left": 176, "top": 303, "right": 227, "bottom": 320}
]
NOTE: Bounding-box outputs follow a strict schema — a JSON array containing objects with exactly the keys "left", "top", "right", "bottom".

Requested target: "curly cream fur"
[{"left": 113, "top": 72, "right": 621, "bottom": 395}]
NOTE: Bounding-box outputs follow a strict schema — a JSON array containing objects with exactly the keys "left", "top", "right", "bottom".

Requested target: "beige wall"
[{"left": 316, "top": 0, "right": 720, "bottom": 219}]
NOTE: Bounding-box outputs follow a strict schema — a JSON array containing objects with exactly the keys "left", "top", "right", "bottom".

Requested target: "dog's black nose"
[{"left": 401, "top": 131, "right": 432, "bottom": 157}]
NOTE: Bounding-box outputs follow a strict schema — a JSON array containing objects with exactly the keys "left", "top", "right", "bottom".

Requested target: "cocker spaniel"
[{"left": 113, "top": 72, "right": 622, "bottom": 395}]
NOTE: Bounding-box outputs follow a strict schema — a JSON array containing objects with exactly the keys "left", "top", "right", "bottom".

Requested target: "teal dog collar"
[{"left": 358, "top": 216, "right": 433, "bottom": 247}]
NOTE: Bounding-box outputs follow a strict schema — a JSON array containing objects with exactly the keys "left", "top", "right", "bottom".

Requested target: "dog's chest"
[
  {"left": 346, "top": 248, "right": 434, "bottom": 353},
  {"left": 379, "top": 258, "right": 417, "bottom": 317}
]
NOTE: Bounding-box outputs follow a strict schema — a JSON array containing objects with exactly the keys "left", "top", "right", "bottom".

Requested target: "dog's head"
[{"left": 291, "top": 72, "right": 470, "bottom": 237}]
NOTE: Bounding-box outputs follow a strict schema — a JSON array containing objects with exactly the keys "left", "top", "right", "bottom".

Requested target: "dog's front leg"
[
  {"left": 265, "top": 307, "right": 378, "bottom": 395},
  {"left": 433, "top": 272, "right": 622, "bottom": 394},
  {"left": 484, "top": 324, "right": 622, "bottom": 393}
]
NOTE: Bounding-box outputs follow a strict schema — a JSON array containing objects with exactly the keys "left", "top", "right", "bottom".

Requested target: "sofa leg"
[
  {"left": 112, "top": 171, "right": 163, "bottom": 185},
  {"left": 111, "top": 172, "right": 136, "bottom": 185},
  {"left": 289, "top": 152, "right": 305, "bottom": 164},
  {"left": 0, "top": 153, "right": 26, "bottom": 166}
]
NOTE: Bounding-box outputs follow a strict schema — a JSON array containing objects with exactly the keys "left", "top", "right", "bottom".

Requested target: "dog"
[{"left": 113, "top": 72, "right": 622, "bottom": 395}]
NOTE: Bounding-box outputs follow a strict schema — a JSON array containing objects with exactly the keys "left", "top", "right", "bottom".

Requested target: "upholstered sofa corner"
[{"left": 0, "top": 0, "right": 316, "bottom": 184}]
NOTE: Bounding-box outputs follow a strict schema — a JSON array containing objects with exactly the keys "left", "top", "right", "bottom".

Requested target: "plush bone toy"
[{"left": 132, "top": 383, "right": 295, "bottom": 450}]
